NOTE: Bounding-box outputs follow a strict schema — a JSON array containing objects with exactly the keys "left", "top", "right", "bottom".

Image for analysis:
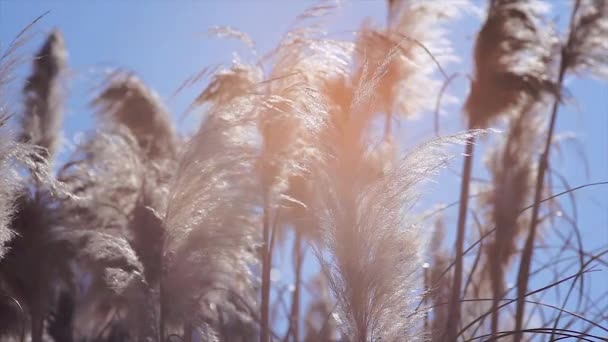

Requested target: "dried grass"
[
  {"left": 20, "top": 29, "right": 67, "bottom": 162},
  {"left": 0, "top": 2, "right": 606, "bottom": 342}
]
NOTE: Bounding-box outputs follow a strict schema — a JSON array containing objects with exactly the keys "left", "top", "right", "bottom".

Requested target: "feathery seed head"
[
  {"left": 355, "top": 0, "right": 470, "bottom": 118},
  {"left": 466, "top": 0, "right": 556, "bottom": 127},
  {"left": 314, "top": 123, "right": 485, "bottom": 340},
  {"left": 564, "top": 0, "right": 608, "bottom": 78},
  {"left": 0, "top": 119, "right": 20, "bottom": 259},
  {"left": 20, "top": 29, "right": 67, "bottom": 162},
  {"left": 93, "top": 71, "right": 177, "bottom": 158},
  {"left": 162, "top": 87, "right": 259, "bottom": 326}
]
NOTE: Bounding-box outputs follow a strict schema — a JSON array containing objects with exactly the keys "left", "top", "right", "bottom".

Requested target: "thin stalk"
[
  {"left": 513, "top": 64, "right": 567, "bottom": 341},
  {"left": 289, "top": 230, "right": 303, "bottom": 341},
  {"left": 423, "top": 265, "right": 429, "bottom": 334},
  {"left": 260, "top": 191, "right": 271, "bottom": 342},
  {"left": 490, "top": 241, "right": 502, "bottom": 340},
  {"left": 446, "top": 134, "right": 476, "bottom": 341},
  {"left": 513, "top": 0, "right": 581, "bottom": 336},
  {"left": 159, "top": 225, "right": 168, "bottom": 342},
  {"left": 31, "top": 191, "right": 43, "bottom": 342}
]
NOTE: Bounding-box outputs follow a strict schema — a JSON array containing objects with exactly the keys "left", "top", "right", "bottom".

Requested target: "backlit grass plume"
[
  {"left": 513, "top": 1, "right": 608, "bottom": 338},
  {"left": 0, "top": 29, "right": 71, "bottom": 342},
  {"left": 0, "top": 190, "right": 69, "bottom": 342},
  {"left": 195, "top": 61, "right": 262, "bottom": 110},
  {"left": 57, "top": 129, "right": 144, "bottom": 233},
  {"left": 56, "top": 115, "right": 171, "bottom": 341},
  {"left": 480, "top": 101, "right": 545, "bottom": 338},
  {"left": 564, "top": 0, "right": 608, "bottom": 78},
  {"left": 0, "top": 144, "right": 82, "bottom": 342},
  {"left": 257, "top": 15, "right": 353, "bottom": 339},
  {"left": 0, "top": 3, "right": 606, "bottom": 341},
  {"left": 0, "top": 117, "right": 17, "bottom": 260},
  {"left": 311, "top": 69, "right": 485, "bottom": 339},
  {"left": 93, "top": 71, "right": 177, "bottom": 159},
  {"left": 356, "top": 0, "right": 469, "bottom": 137},
  {"left": 261, "top": 34, "right": 345, "bottom": 216},
  {"left": 20, "top": 29, "right": 67, "bottom": 162},
  {"left": 160, "top": 78, "right": 260, "bottom": 339},
  {"left": 465, "top": 0, "right": 556, "bottom": 128},
  {"left": 0, "top": 36, "right": 20, "bottom": 259},
  {"left": 447, "top": 2, "right": 556, "bottom": 339}
]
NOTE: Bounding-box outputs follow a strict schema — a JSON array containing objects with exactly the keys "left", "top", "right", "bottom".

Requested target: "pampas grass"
[
  {"left": 0, "top": 65, "right": 17, "bottom": 260},
  {"left": 465, "top": 0, "right": 556, "bottom": 128},
  {"left": 514, "top": 1, "right": 608, "bottom": 338},
  {"left": 92, "top": 71, "right": 177, "bottom": 159},
  {"left": 20, "top": 29, "right": 66, "bottom": 162},
  {"left": 0, "top": 29, "right": 72, "bottom": 342},
  {"left": 482, "top": 101, "right": 545, "bottom": 339},
  {"left": 313, "top": 122, "right": 483, "bottom": 341},
  {"left": 358, "top": 0, "right": 468, "bottom": 137},
  {"left": 161, "top": 75, "right": 260, "bottom": 339},
  {"left": 0, "top": 2, "right": 606, "bottom": 341},
  {"left": 564, "top": 0, "right": 608, "bottom": 78},
  {"left": 0, "top": 18, "right": 54, "bottom": 261},
  {"left": 447, "top": 1, "right": 556, "bottom": 339},
  {"left": 0, "top": 117, "right": 17, "bottom": 261}
]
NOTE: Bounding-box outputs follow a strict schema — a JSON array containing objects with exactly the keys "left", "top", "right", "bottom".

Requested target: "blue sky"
[{"left": 1, "top": 0, "right": 606, "bottom": 338}]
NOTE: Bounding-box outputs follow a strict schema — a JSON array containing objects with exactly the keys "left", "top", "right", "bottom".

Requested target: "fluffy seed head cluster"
[
  {"left": 0, "top": 118, "right": 17, "bottom": 259},
  {"left": 564, "top": 0, "right": 608, "bottom": 78},
  {"left": 313, "top": 85, "right": 485, "bottom": 341},
  {"left": 260, "top": 33, "right": 344, "bottom": 201},
  {"left": 0, "top": 36, "right": 26, "bottom": 252},
  {"left": 466, "top": 0, "right": 556, "bottom": 127},
  {"left": 355, "top": 0, "right": 469, "bottom": 118},
  {"left": 162, "top": 70, "right": 260, "bottom": 329},
  {"left": 92, "top": 71, "right": 177, "bottom": 158},
  {"left": 2, "top": 26, "right": 68, "bottom": 233},
  {"left": 3, "top": 2, "right": 605, "bottom": 341},
  {"left": 20, "top": 29, "right": 67, "bottom": 161},
  {"left": 483, "top": 103, "right": 544, "bottom": 271}
]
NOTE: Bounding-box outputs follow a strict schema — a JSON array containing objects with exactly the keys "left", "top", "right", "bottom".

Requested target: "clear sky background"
[{"left": 1, "top": 0, "right": 607, "bottom": 338}]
